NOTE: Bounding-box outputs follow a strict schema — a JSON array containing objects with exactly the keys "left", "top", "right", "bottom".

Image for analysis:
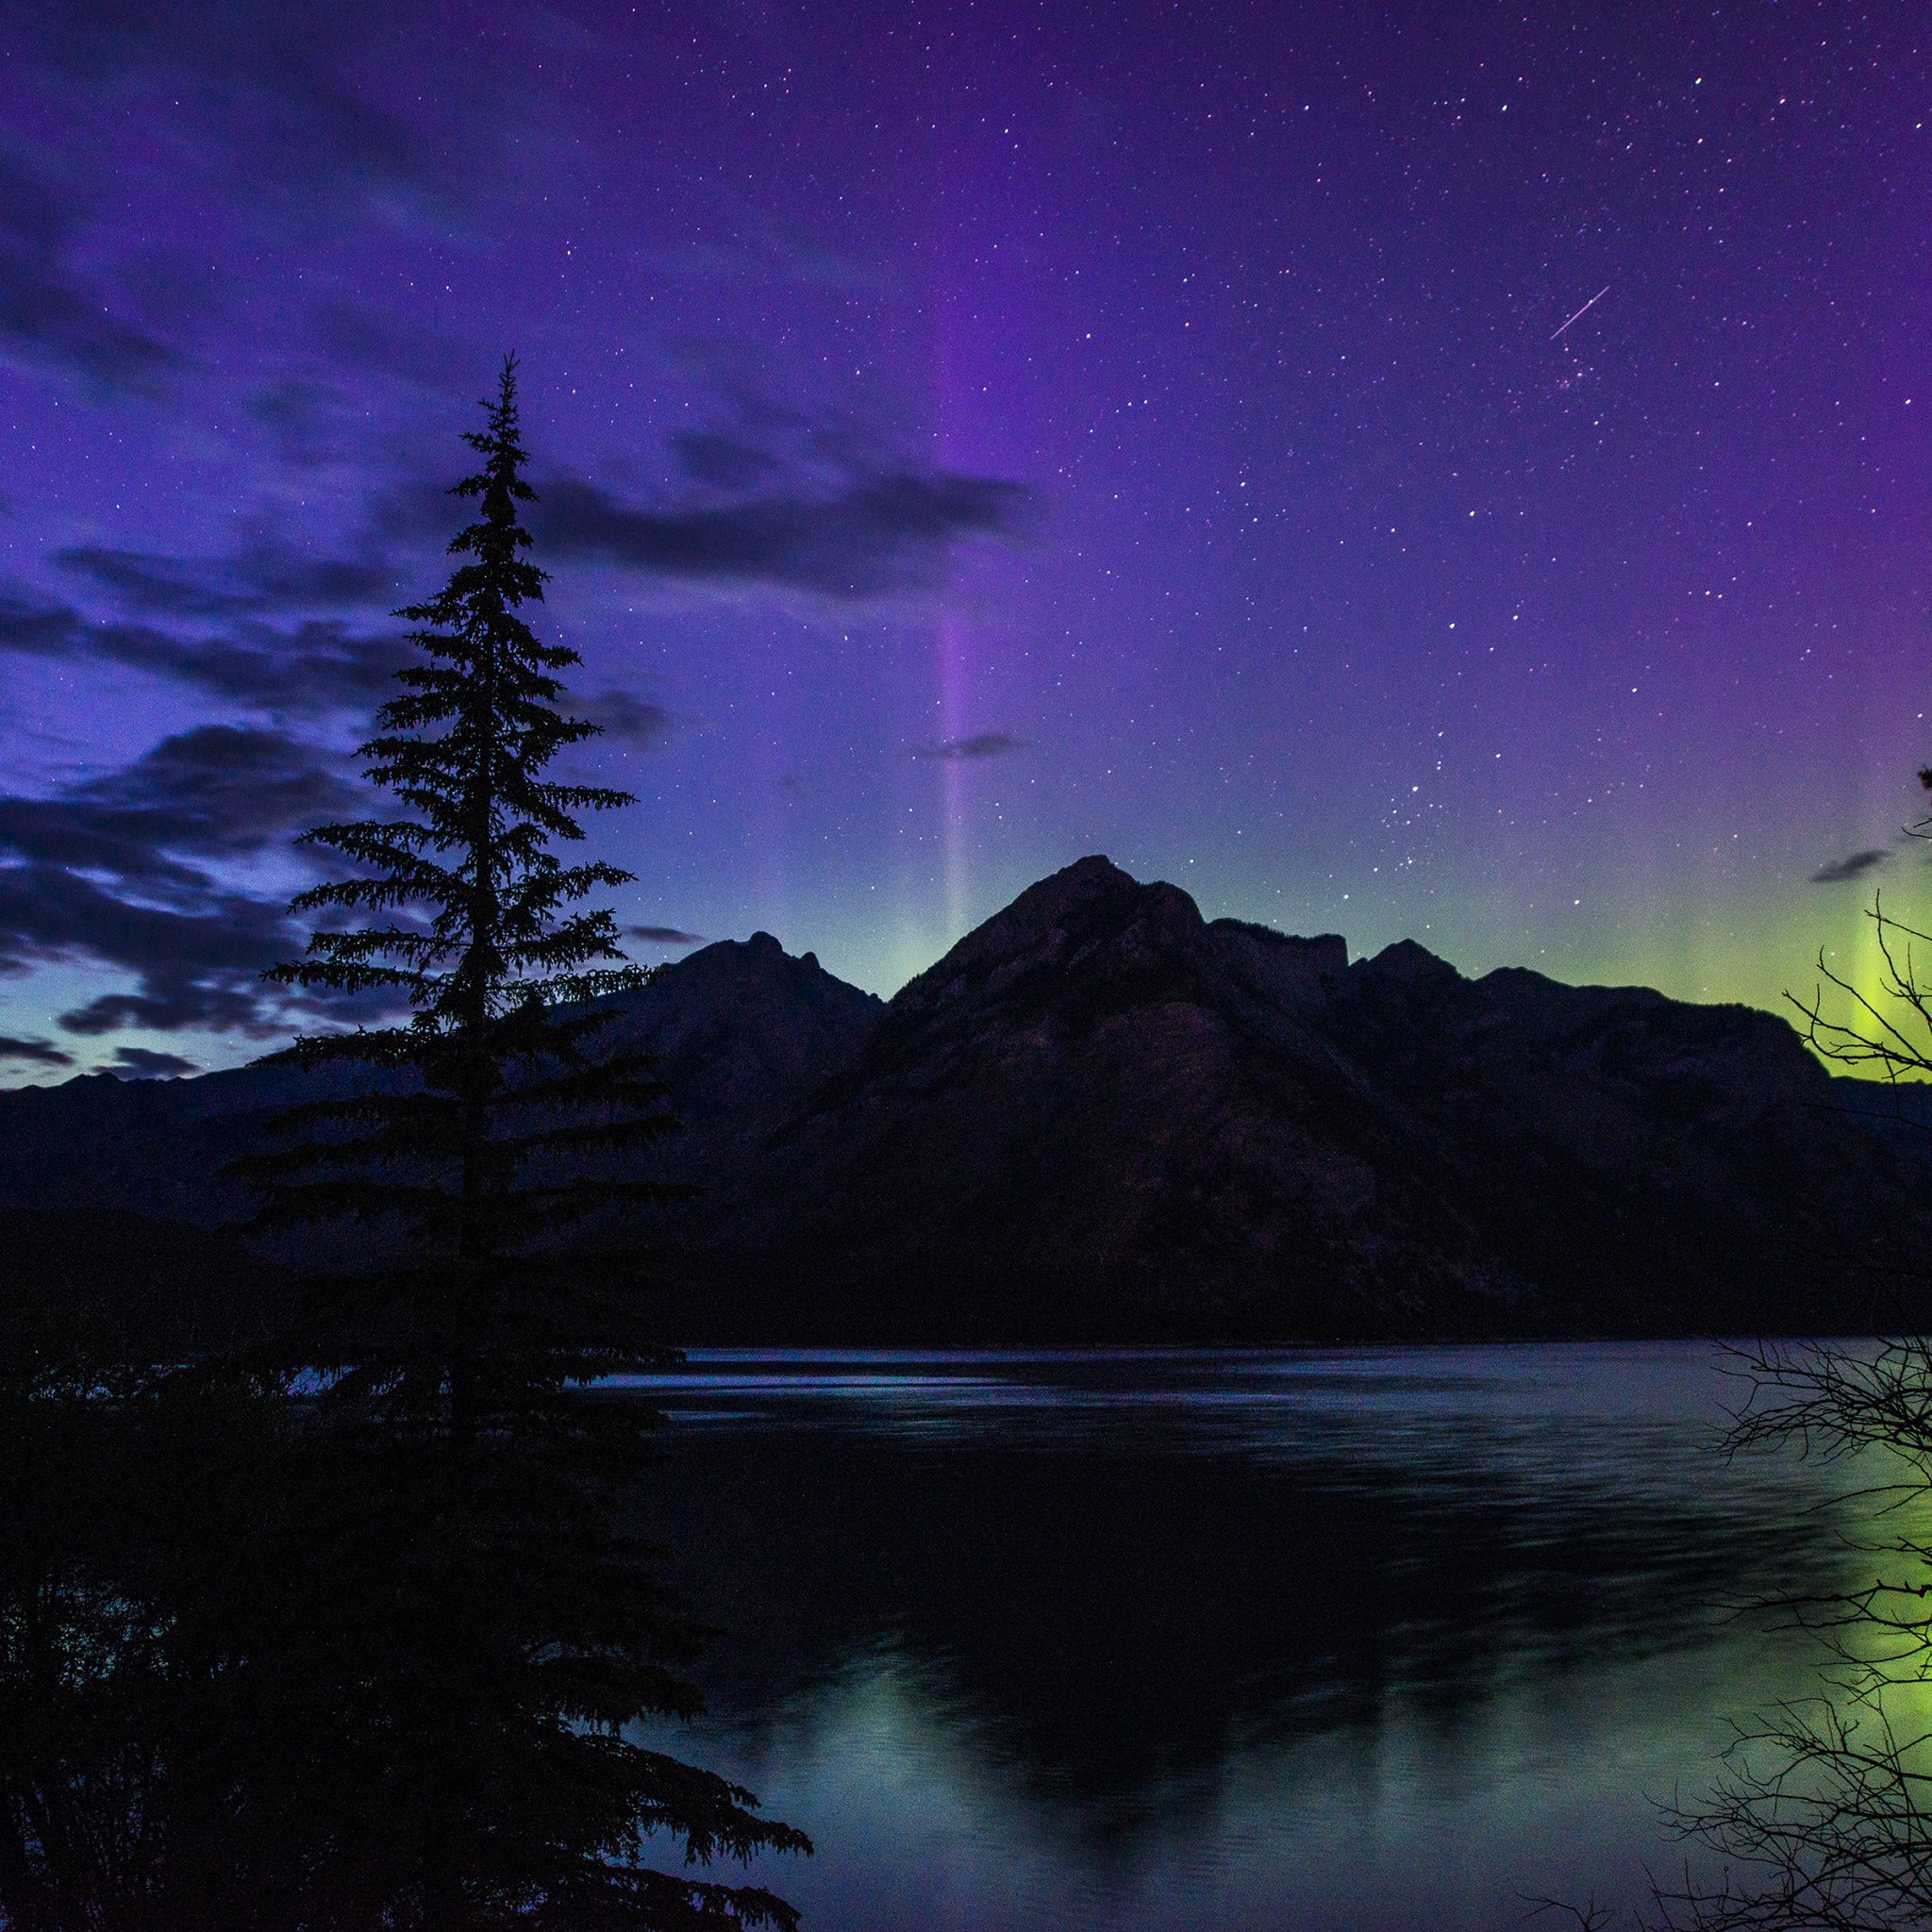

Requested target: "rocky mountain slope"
[
  {"left": 1, "top": 857, "right": 1922, "bottom": 1342},
  {"left": 650, "top": 858, "right": 1924, "bottom": 1338}
]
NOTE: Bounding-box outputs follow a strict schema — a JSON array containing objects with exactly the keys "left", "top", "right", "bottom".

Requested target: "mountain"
[
  {"left": 652, "top": 857, "right": 1924, "bottom": 1339},
  {"left": 1833, "top": 1074, "right": 1932, "bottom": 1165},
  {"left": 0, "top": 936, "right": 880, "bottom": 1349},
  {"left": 0, "top": 935, "right": 880, "bottom": 1230},
  {"left": 0, "top": 856, "right": 1923, "bottom": 1344}
]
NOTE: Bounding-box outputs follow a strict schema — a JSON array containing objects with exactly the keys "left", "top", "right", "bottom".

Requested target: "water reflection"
[
  {"left": 629, "top": 1344, "right": 1860, "bottom": 1930},
  {"left": 0, "top": 1343, "right": 1875, "bottom": 1928}
]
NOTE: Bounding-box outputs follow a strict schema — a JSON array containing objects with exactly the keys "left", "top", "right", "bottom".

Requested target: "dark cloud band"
[
  {"left": 0, "top": 724, "right": 379, "bottom": 1039},
  {"left": 0, "top": 1033, "right": 74, "bottom": 1068},
  {"left": 0, "top": 595, "right": 413, "bottom": 715},
  {"left": 56, "top": 542, "right": 397, "bottom": 617},
  {"left": 537, "top": 470, "right": 1033, "bottom": 598},
  {"left": 1809, "top": 848, "right": 1890, "bottom": 885},
  {"left": 109, "top": 1044, "right": 200, "bottom": 1077}
]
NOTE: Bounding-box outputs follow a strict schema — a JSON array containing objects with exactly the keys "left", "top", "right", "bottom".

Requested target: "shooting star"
[{"left": 1550, "top": 285, "right": 1610, "bottom": 341}]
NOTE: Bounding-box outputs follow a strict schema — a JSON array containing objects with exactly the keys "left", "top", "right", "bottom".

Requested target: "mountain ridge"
[{"left": 0, "top": 856, "right": 1921, "bottom": 1343}]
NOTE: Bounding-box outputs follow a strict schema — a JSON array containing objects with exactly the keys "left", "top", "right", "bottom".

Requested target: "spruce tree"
[
  {"left": 237, "top": 355, "right": 675, "bottom": 1452},
  {"left": 224, "top": 359, "right": 808, "bottom": 1927}
]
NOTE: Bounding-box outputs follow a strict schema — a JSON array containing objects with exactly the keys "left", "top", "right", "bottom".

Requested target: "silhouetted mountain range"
[{"left": 2, "top": 857, "right": 1925, "bottom": 1344}]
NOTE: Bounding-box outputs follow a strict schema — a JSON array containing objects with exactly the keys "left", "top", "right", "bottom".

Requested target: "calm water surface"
[{"left": 617, "top": 1343, "right": 1863, "bottom": 1931}]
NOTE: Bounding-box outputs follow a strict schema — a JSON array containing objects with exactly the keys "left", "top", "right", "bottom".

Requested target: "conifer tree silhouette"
[
  {"left": 234, "top": 357, "right": 678, "bottom": 1465},
  {"left": 218, "top": 361, "right": 809, "bottom": 1925}
]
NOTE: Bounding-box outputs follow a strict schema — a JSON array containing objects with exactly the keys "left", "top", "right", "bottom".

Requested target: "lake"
[{"left": 619, "top": 1342, "right": 1869, "bottom": 1932}]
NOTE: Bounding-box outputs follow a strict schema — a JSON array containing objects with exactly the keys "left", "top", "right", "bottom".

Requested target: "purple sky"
[{"left": 0, "top": 1, "right": 1927, "bottom": 1080}]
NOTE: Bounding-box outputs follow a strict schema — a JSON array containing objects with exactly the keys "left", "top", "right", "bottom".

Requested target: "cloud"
[
  {"left": 0, "top": 3, "right": 510, "bottom": 419},
  {"left": 7, "top": 511, "right": 416, "bottom": 721},
  {"left": 0, "top": 4, "right": 531, "bottom": 399},
  {"left": 244, "top": 376, "right": 364, "bottom": 465},
  {"left": 0, "top": 596, "right": 82, "bottom": 653},
  {"left": 645, "top": 213, "right": 874, "bottom": 292},
  {"left": 0, "top": 724, "right": 359, "bottom": 879},
  {"left": 367, "top": 477, "right": 466, "bottom": 546},
  {"left": 93, "top": 619, "right": 411, "bottom": 713},
  {"left": 309, "top": 300, "right": 479, "bottom": 388},
  {"left": 23, "top": 7, "right": 448, "bottom": 207},
  {"left": 575, "top": 690, "right": 673, "bottom": 749},
  {"left": 0, "top": 584, "right": 666, "bottom": 741},
  {"left": 57, "top": 541, "right": 397, "bottom": 617},
  {"left": 670, "top": 429, "right": 780, "bottom": 491},
  {"left": 5, "top": 863, "right": 298, "bottom": 1037},
  {"left": 536, "top": 469, "right": 1034, "bottom": 599},
  {"left": 0, "top": 595, "right": 412, "bottom": 715},
  {"left": 909, "top": 732, "right": 1030, "bottom": 761},
  {"left": 0, "top": 724, "right": 369, "bottom": 1038},
  {"left": 0, "top": 149, "right": 180, "bottom": 395},
  {"left": 0, "top": 1033, "right": 72, "bottom": 1068},
  {"left": 110, "top": 1044, "right": 198, "bottom": 1078},
  {"left": 626, "top": 925, "right": 704, "bottom": 947},
  {"left": 1810, "top": 848, "right": 1890, "bottom": 885}
]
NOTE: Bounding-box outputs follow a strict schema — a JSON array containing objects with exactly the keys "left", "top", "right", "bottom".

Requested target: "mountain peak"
[
  {"left": 980, "top": 854, "right": 1170, "bottom": 941},
  {"left": 1357, "top": 938, "right": 1459, "bottom": 986},
  {"left": 891, "top": 856, "right": 1205, "bottom": 1018}
]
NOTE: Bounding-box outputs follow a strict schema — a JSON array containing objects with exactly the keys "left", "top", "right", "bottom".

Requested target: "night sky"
[{"left": 0, "top": 2, "right": 1927, "bottom": 1081}]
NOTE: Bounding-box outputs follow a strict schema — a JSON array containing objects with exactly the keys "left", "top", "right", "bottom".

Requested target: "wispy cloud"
[
  {"left": 309, "top": 299, "right": 480, "bottom": 389},
  {"left": 644, "top": 209, "right": 875, "bottom": 291},
  {"left": 670, "top": 429, "right": 780, "bottom": 491},
  {"left": 2, "top": 863, "right": 296, "bottom": 1039},
  {"left": 56, "top": 540, "right": 398, "bottom": 617},
  {"left": 626, "top": 924, "right": 704, "bottom": 947},
  {"left": 0, "top": 595, "right": 412, "bottom": 716},
  {"left": 909, "top": 732, "right": 1030, "bottom": 761},
  {"left": 0, "top": 1033, "right": 73, "bottom": 1068},
  {"left": 0, "top": 150, "right": 181, "bottom": 395},
  {"left": 25, "top": 5, "right": 471, "bottom": 208},
  {"left": 1809, "top": 848, "right": 1890, "bottom": 885},
  {"left": 0, "top": 0, "right": 528, "bottom": 423}
]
